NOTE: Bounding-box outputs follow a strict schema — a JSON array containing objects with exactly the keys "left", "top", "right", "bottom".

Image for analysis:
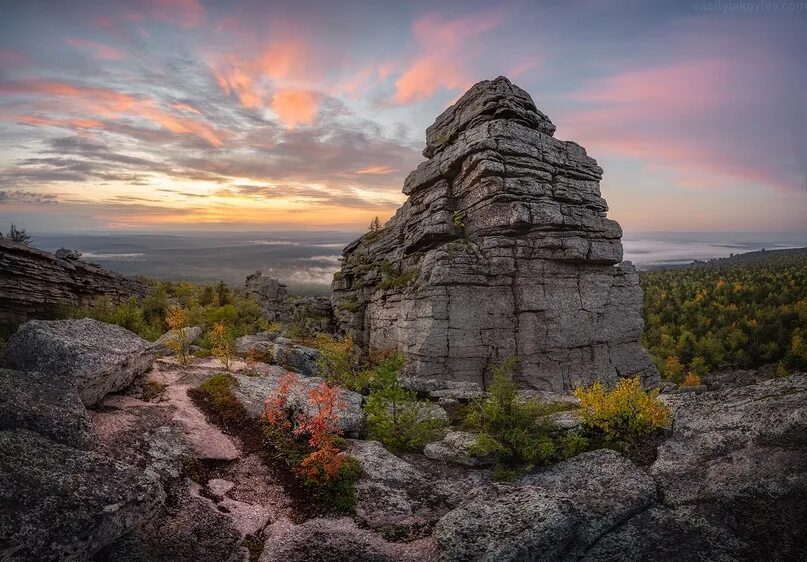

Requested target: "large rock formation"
[
  {"left": 0, "top": 239, "right": 145, "bottom": 329},
  {"left": 332, "top": 77, "right": 657, "bottom": 391}
]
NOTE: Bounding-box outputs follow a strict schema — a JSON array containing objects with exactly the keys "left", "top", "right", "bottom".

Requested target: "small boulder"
[
  {"left": 55, "top": 247, "right": 82, "bottom": 260},
  {"left": 346, "top": 440, "right": 445, "bottom": 534},
  {"left": 424, "top": 431, "right": 493, "bottom": 467},
  {"left": 260, "top": 517, "right": 415, "bottom": 562},
  {"left": 234, "top": 331, "right": 278, "bottom": 357},
  {"left": 150, "top": 326, "right": 203, "bottom": 357},
  {"left": 0, "top": 429, "right": 164, "bottom": 561},
  {"left": 232, "top": 369, "right": 364, "bottom": 436},
  {"left": 272, "top": 336, "right": 320, "bottom": 377},
  {"left": 5, "top": 319, "right": 154, "bottom": 406},
  {"left": 541, "top": 409, "right": 582, "bottom": 433},
  {"left": 0, "top": 368, "right": 97, "bottom": 450}
]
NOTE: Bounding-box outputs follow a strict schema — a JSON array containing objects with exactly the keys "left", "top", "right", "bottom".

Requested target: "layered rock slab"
[
  {"left": 332, "top": 76, "right": 657, "bottom": 391},
  {"left": 0, "top": 368, "right": 97, "bottom": 450},
  {"left": 0, "top": 239, "right": 144, "bottom": 326}
]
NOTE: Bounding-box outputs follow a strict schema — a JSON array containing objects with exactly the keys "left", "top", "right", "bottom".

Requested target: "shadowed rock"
[
  {"left": 332, "top": 76, "right": 657, "bottom": 391},
  {"left": 0, "top": 368, "right": 97, "bottom": 450}
]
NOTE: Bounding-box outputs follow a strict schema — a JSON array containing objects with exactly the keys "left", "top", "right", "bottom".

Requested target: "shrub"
[
  {"left": 165, "top": 306, "right": 192, "bottom": 365},
  {"left": 263, "top": 373, "right": 359, "bottom": 512},
  {"left": 574, "top": 377, "right": 671, "bottom": 444},
  {"left": 2, "top": 223, "right": 32, "bottom": 244},
  {"left": 315, "top": 336, "right": 368, "bottom": 391},
  {"left": 681, "top": 372, "right": 701, "bottom": 387},
  {"left": 465, "top": 356, "right": 589, "bottom": 477},
  {"left": 210, "top": 321, "right": 235, "bottom": 370},
  {"left": 363, "top": 353, "right": 446, "bottom": 453}
]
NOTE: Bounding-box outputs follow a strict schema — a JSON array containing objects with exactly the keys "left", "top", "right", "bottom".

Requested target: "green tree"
[{"left": 363, "top": 353, "right": 446, "bottom": 453}]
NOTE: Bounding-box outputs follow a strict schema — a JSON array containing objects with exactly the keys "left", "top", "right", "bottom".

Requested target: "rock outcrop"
[
  {"left": 150, "top": 326, "right": 203, "bottom": 357},
  {"left": 245, "top": 271, "right": 291, "bottom": 322},
  {"left": 0, "top": 239, "right": 145, "bottom": 328},
  {"left": 332, "top": 77, "right": 657, "bottom": 391},
  {"left": 4, "top": 318, "right": 154, "bottom": 406},
  {"left": 246, "top": 270, "right": 335, "bottom": 334}
]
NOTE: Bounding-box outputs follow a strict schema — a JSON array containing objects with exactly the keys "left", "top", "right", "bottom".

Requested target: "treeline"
[
  {"left": 641, "top": 252, "right": 807, "bottom": 382},
  {"left": 70, "top": 280, "right": 271, "bottom": 343}
]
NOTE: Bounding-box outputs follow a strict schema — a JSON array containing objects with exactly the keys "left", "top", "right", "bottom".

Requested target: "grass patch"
[{"left": 378, "top": 269, "right": 417, "bottom": 290}]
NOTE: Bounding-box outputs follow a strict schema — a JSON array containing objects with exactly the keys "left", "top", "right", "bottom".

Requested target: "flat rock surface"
[
  {"left": 0, "top": 429, "right": 164, "bottom": 562},
  {"left": 434, "top": 450, "right": 657, "bottom": 561},
  {"left": 260, "top": 517, "right": 432, "bottom": 562}
]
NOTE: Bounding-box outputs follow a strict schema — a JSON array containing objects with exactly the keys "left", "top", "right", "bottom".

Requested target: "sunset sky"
[{"left": 1, "top": 0, "right": 805, "bottom": 234}]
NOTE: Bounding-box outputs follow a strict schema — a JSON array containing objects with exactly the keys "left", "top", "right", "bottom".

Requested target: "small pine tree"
[
  {"left": 363, "top": 353, "right": 445, "bottom": 453},
  {"left": 198, "top": 285, "right": 216, "bottom": 307},
  {"left": 216, "top": 281, "right": 232, "bottom": 306},
  {"left": 3, "top": 224, "right": 32, "bottom": 244},
  {"left": 369, "top": 216, "right": 382, "bottom": 232}
]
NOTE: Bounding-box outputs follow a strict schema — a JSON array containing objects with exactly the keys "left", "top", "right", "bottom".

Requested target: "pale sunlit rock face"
[{"left": 332, "top": 76, "right": 658, "bottom": 391}]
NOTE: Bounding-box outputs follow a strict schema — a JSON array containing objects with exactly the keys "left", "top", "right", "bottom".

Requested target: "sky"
[{"left": 0, "top": 0, "right": 805, "bottom": 234}]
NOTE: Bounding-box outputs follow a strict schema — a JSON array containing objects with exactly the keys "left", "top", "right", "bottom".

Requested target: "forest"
[{"left": 640, "top": 248, "right": 807, "bottom": 383}]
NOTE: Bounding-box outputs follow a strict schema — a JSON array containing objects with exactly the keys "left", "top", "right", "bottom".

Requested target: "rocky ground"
[{"left": 2, "top": 318, "right": 805, "bottom": 561}]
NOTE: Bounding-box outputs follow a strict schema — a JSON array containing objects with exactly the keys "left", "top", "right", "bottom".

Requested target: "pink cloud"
[
  {"left": 66, "top": 37, "right": 124, "bottom": 60},
  {"left": 213, "top": 59, "right": 264, "bottom": 108},
  {"left": 0, "top": 80, "right": 226, "bottom": 146},
  {"left": 391, "top": 9, "right": 507, "bottom": 105},
  {"left": 563, "top": 57, "right": 801, "bottom": 192},
  {"left": 355, "top": 165, "right": 396, "bottom": 175},
  {"left": 271, "top": 89, "right": 319, "bottom": 128}
]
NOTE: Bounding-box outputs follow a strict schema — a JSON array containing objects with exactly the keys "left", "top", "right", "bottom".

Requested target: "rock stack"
[
  {"left": 332, "top": 76, "right": 658, "bottom": 391},
  {"left": 0, "top": 239, "right": 145, "bottom": 328}
]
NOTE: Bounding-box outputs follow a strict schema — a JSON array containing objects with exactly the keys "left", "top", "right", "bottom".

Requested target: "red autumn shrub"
[{"left": 262, "top": 373, "right": 349, "bottom": 485}]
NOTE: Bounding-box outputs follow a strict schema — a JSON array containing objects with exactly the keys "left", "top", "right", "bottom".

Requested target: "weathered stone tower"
[{"left": 332, "top": 77, "right": 658, "bottom": 391}]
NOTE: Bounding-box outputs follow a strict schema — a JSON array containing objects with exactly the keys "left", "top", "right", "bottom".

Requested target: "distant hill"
[{"left": 645, "top": 246, "right": 807, "bottom": 271}]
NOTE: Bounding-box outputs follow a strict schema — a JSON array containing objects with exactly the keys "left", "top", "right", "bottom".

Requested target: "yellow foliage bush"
[
  {"left": 165, "top": 306, "right": 191, "bottom": 365},
  {"left": 574, "top": 377, "right": 671, "bottom": 443},
  {"left": 210, "top": 321, "right": 234, "bottom": 370},
  {"left": 681, "top": 372, "right": 701, "bottom": 387}
]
